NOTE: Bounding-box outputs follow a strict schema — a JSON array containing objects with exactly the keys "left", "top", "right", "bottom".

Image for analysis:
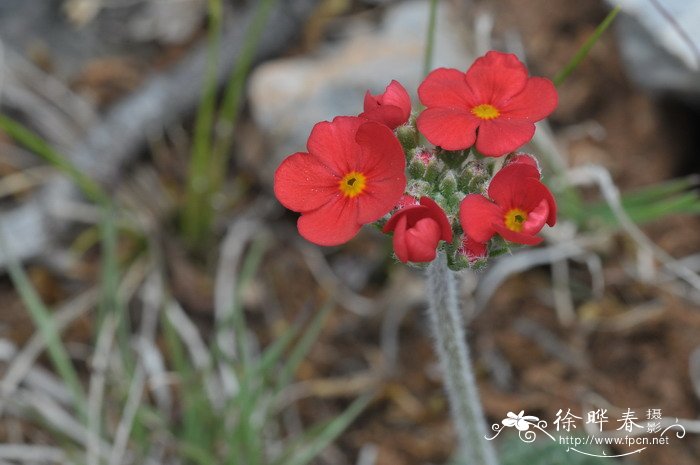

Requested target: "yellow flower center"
[
  {"left": 338, "top": 171, "right": 367, "bottom": 198},
  {"left": 471, "top": 103, "right": 501, "bottom": 120},
  {"left": 504, "top": 208, "right": 528, "bottom": 232}
]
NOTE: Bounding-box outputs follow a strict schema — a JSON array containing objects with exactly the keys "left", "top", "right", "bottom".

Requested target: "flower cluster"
[{"left": 274, "top": 51, "right": 558, "bottom": 270}]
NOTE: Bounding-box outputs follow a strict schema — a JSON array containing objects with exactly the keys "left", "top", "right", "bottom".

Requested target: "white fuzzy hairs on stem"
[{"left": 426, "top": 253, "right": 499, "bottom": 465}]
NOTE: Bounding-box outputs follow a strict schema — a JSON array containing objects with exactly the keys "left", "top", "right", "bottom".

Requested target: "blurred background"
[{"left": 0, "top": 0, "right": 698, "bottom": 464}]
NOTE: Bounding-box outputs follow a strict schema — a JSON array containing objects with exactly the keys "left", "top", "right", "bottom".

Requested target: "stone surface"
[
  {"left": 609, "top": 0, "right": 700, "bottom": 100},
  {"left": 248, "top": 0, "right": 475, "bottom": 169}
]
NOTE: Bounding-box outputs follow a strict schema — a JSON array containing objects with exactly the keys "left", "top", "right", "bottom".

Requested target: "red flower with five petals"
[
  {"left": 459, "top": 163, "right": 556, "bottom": 245},
  {"left": 274, "top": 116, "right": 406, "bottom": 246},
  {"left": 359, "top": 80, "right": 412, "bottom": 130},
  {"left": 383, "top": 197, "right": 453, "bottom": 263},
  {"left": 417, "top": 51, "right": 557, "bottom": 156}
]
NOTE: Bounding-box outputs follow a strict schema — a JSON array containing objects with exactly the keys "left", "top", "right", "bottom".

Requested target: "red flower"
[
  {"left": 459, "top": 163, "right": 556, "bottom": 245},
  {"left": 274, "top": 116, "right": 406, "bottom": 246},
  {"left": 383, "top": 197, "right": 453, "bottom": 263},
  {"left": 360, "top": 80, "right": 412, "bottom": 130},
  {"left": 416, "top": 51, "right": 557, "bottom": 156}
]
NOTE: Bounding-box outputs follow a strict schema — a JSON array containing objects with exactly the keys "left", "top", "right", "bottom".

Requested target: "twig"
[
  {"left": 11, "top": 389, "right": 112, "bottom": 459},
  {"left": 566, "top": 164, "right": 700, "bottom": 292},
  {"left": 0, "top": 289, "right": 98, "bottom": 418},
  {"left": 108, "top": 365, "right": 145, "bottom": 465},
  {"left": 475, "top": 235, "right": 607, "bottom": 313},
  {"left": 165, "top": 300, "right": 225, "bottom": 410},
  {"left": 356, "top": 444, "right": 378, "bottom": 465},
  {"left": 297, "top": 240, "right": 375, "bottom": 316},
  {"left": 86, "top": 313, "right": 117, "bottom": 465},
  {"left": 0, "top": 444, "right": 65, "bottom": 463},
  {"left": 551, "top": 258, "right": 576, "bottom": 326}
]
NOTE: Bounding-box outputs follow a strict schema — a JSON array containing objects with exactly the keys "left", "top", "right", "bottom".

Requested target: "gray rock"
[
  {"left": 248, "top": 0, "right": 475, "bottom": 169},
  {"left": 609, "top": 0, "right": 700, "bottom": 101}
]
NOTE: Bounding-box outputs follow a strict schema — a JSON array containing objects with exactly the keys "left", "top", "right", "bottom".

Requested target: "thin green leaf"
[
  {"left": 422, "top": 0, "right": 440, "bottom": 79},
  {"left": 0, "top": 114, "right": 109, "bottom": 206},
  {"left": 616, "top": 176, "right": 699, "bottom": 207},
  {"left": 272, "top": 393, "right": 373, "bottom": 465},
  {"left": 163, "top": 314, "right": 217, "bottom": 454},
  {"left": 182, "top": 0, "right": 224, "bottom": 247},
  {"left": 554, "top": 6, "right": 621, "bottom": 86},
  {"left": 210, "top": 0, "right": 280, "bottom": 187},
  {"left": 276, "top": 299, "right": 334, "bottom": 391},
  {"left": 0, "top": 226, "right": 87, "bottom": 421},
  {"left": 582, "top": 180, "right": 700, "bottom": 227}
]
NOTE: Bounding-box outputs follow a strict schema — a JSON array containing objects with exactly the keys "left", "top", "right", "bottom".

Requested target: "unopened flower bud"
[
  {"left": 396, "top": 124, "right": 419, "bottom": 153},
  {"left": 459, "top": 160, "right": 489, "bottom": 194},
  {"left": 439, "top": 170, "right": 458, "bottom": 197},
  {"left": 457, "top": 235, "right": 488, "bottom": 270},
  {"left": 408, "top": 158, "right": 426, "bottom": 179},
  {"left": 407, "top": 179, "right": 432, "bottom": 199}
]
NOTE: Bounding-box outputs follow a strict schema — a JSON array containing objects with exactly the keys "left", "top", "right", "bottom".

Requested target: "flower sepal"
[
  {"left": 408, "top": 157, "right": 427, "bottom": 179},
  {"left": 396, "top": 122, "right": 419, "bottom": 154},
  {"left": 438, "top": 170, "right": 458, "bottom": 197}
]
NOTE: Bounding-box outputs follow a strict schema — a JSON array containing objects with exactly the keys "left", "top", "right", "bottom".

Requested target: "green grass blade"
[
  {"left": 210, "top": 0, "right": 280, "bottom": 188},
  {"left": 0, "top": 114, "right": 109, "bottom": 205},
  {"left": 255, "top": 317, "right": 303, "bottom": 377},
  {"left": 616, "top": 176, "right": 699, "bottom": 207},
  {"left": 553, "top": 6, "right": 621, "bottom": 86},
  {"left": 227, "top": 234, "right": 269, "bottom": 371},
  {"left": 271, "top": 393, "right": 373, "bottom": 465},
  {"left": 182, "top": 0, "right": 224, "bottom": 247},
  {"left": 0, "top": 226, "right": 87, "bottom": 421},
  {"left": 581, "top": 177, "right": 700, "bottom": 228},
  {"left": 422, "top": 0, "right": 440, "bottom": 79},
  {"left": 163, "top": 313, "right": 218, "bottom": 458},
  {"left": 275, "top": 299, "right": 334, "bottom": 391},
  {"left": 223, "top": 236, "right": 270, "bottom": 465}
]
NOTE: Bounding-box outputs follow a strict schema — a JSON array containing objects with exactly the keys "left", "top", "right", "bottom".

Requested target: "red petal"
[
  {"left": 404, "top": 218, "right": 441, "bottom": 262},
  {"left": 306, "top": 116, "right": 364, "bottom": 175},
  {"left": 459, "top": 194, "right": 501, "bottom": 243},
  {"left": 391, "top": 214, "right": 410, "bottom": 263},
  {"left": 493, "top": 223, "right": 543, "bottom": 246},
  {"left": 488, "top": 163, "right": 541, "bottom": 201},
  {"left": 465, "top": 51, "right": 528, "bottom": 106},
  {"left": 418, "top": 68, "right": 474, "bottom": 108},
  {"left": 383, "top": 204, "right": 424, "bottom": 233},
  {"left": 360, "top": 81, "right": 412, "bottom": 129},
  {"left": 539, "top": 185, "right": 557, "bottom": 227},
  {"left": 520, "top": 199, "right": 549, "bottom": 235},
  {"left": 381, "top": 81, "right": 411, "bottom": 114},
  {"left": 508, "top": 153, "right": 541, "bottom": 175},
  {"left": 354, "top": 122, "right": 406, "bottom": 223},
  {"left": 360, "top": 105, "right": 406, "bottom": 130},
  {"left": 419, "top": 197, "right": 453, "bottom": 242},
  {"left": 475, "top": 119, "right": 535, "bottom": 157},
  {"left": 363, "top": 90, "right": 379, "bottom": 111},
  {"left": 501, "top": 77, "right": 558, "bottom": 121},
  {"left": 490, "top": 176, "right": 553, "bottom": 213},
  {"left": 297, "top": 196, "right": 360, "bottom": 246},
  {"left": 273, "top": 152, "right": 339, "bottom": 212},
  {"left": 495, "top": 166, "right": 557, "bottom": 226},
  {"left": 417, "top": 107, "right": 480, "bottom": 150}
]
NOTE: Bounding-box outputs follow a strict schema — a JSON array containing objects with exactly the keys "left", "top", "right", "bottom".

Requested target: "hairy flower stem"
[{"left": 426, "top": 253, "right": 498, "bottom": 465}]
